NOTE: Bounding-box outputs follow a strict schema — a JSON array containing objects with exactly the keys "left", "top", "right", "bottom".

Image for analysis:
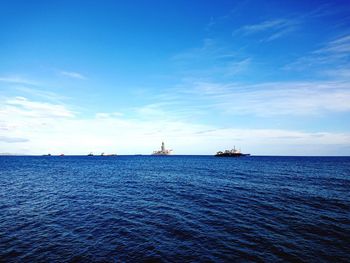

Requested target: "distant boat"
[
  {"left": 59, "top": 154, "right": 64, "bottom": 156},
  {"left": 215, "top": 147, "right": 250, "bottom": 157},
  {"left": 43, "top": 153, "right": 51, "bottom": 156},
  {"left": 152, "top": 142, "right": 172, "bottom": 155},
  {"left": 101, "top": 153, "right": 117, "bottom": 156},
  {"left": 87, "top": 152, "right": 94, "bottom": 156}
]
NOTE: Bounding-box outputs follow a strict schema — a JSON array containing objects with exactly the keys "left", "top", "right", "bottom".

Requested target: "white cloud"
[
  {"left": 238, "top": 19, "right": 290, "bottom": 33},
  {"left": 315, "top": 34, "right": 350, "bottom": 55},
  {"left": 95, "top": 112, "right": 124, "bottom": 119},
  {"left": 285, "top": 34, "right": 350, "bottom": 71},
  {"left": 325, "top": 68, "right": 350, "bottom": 79},
  {"left": 233, "top": 19, "right": 298, "bottom": 41},
  {"left": 4, "top": 97, "right": 75, "bottom": 118},
  {"left": 177, "top": 80, "right": 350, "bottom": 116},
  {"left": 0, "top": 136, "right": 29, "bottom": 143},
  {"left": 170, "top": 39, "right": 251, "bottom": 79},
  {"left": 0, "top": 76, "right": 38, "bottom": 86},
  {"left": 60, "top": 71, "right": 86, "bottom": 80},
  {"left": 15, "top": 87, "right": 68, "bottom": 102},
  {"left": 0, "top": 96, "right": 349, "bottom": 155},
  {"left": 172, "top": 38, "right": 238, "bottom": 62},
  {"left": 225, "top": 58, "right": 251, "bottom": 76}
]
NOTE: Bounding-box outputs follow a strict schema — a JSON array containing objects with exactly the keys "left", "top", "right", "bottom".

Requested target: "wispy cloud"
[
  {"left": 3, "top": 96, "right": 75, "bottom": 118},
  {"left": 171, "top": 38, "right": 251, "bottom": 79},
  {"left": 204, "top": 3, "right": 245, "bottom": 32},
  {"left": 95, "top": 112, "right": 124, "bottom": 119},
  {"left": 225, "top": 58, "right": 251, "bottom": 76},
  {"left": 15, "top": 87, "right": 68, "bottom": 103},
  {"left": 172, "top": 38, "right": 236, "bottom": 62},
  {"left": 285, "top": 34, "right": 350, "bottom": 74},
  {"left": 324, "top": 68, "right": 350, "bottom": 79},
  {"left": 238, "top": 19, "right": 289, "bottom": 33},
  {"left": 176, "top": 80, "right": 350, "bottom": 116},
  {"left": 0, "top": 76, "right": 38, "bottom": 86},
  {"left": 0, "top": 136, "right": 29, "bottom": 143},
  {"left": 314, "top": 34, "right": 350, "bottom": 57},
  {"left": 233, "top": 19, "right": 298, "bottom": 41},
  {"left": 60, "top": 71, "right": 86, "bottom": 80}
]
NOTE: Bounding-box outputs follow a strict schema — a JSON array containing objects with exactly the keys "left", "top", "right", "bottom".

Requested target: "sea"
[{"left": 0, "top": 155, "right": 349, "bottom": 262}]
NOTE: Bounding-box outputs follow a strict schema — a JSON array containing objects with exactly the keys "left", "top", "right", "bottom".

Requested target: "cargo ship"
[{"left": 215, "top": 147, "right": 250, "bottom": 157}]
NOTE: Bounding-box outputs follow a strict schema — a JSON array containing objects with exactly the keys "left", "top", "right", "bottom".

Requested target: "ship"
[
  {"left": 101, "top": 152, "right": 117, "bottom": 156},
  {"left": 87, "top": 152, "right": 94, "bottom": 156},
  {"left": 152, "top": 142, "right": 172, "bottom": 155},
  {"left": 215, "top": 146, "right": 250, "bottom": 157}
]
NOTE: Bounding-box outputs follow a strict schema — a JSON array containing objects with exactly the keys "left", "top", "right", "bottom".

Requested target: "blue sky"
[{"left": 1, "top": 0, "right": 350, "bottom": 155}]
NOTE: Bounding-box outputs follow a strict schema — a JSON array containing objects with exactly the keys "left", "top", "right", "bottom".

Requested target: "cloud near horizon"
[{"left": 1, "top": 95, "right": 349, "bottom": 156}]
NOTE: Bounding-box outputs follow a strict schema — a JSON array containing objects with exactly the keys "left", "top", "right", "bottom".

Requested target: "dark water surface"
[{"left": 0, "top": 156, "right": 349, "bottom": 262}]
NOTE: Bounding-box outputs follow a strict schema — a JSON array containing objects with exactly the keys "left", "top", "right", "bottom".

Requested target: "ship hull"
[{"left": 215, "top": 153, "right": 250, "bottom": 157}]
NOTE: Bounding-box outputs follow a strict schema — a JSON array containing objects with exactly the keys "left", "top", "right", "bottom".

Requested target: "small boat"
[
  {"left": 215, "top": 147, "right": 250, "bottom": 157},
  {"left": 87, "top": 152, "right": 94, "bottom": 156},
  {"left": 101, "top": 152, "right": 117, "bottom": 156}
]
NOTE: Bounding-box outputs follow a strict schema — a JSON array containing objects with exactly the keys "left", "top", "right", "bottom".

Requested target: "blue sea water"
[{"left": 0, "top": 155, "right": 349, "bottom": 262}]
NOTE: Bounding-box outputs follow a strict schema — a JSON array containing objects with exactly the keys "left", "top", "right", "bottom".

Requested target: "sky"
[{"left": 1, "top": 0, "right": 350, "bottom": 155}]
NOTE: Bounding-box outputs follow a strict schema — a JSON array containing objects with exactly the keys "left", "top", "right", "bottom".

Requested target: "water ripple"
[{"left": 0, "top": 156, "right": 349, "bottom": 262}]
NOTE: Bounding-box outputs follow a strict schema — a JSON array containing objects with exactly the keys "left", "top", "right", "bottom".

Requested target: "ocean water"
[{"left": 0, "top": 155, "right": 349, "bottom": 262}]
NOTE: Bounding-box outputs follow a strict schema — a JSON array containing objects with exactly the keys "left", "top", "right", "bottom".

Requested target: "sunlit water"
[{"left": 0, "top": 156, "right": 349, "bottom": 262}]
